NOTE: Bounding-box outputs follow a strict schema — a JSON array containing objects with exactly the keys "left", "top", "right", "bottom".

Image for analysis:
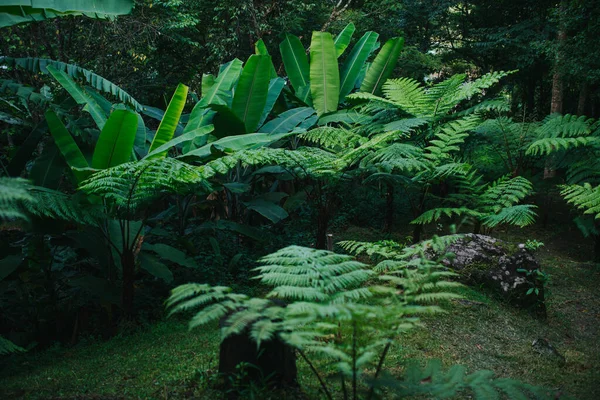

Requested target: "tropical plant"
[
  {"left": 280, "top": 23, "right": 404, "bottom": 116},
  {"left": 167, "top": 237, "right": 554, "bottom": 399},
  {"left": 0, "top": 0, "right": 133, "bottom": 28},
  {"left": 526, "top": 113, "right": 600, "bottom": 261}
]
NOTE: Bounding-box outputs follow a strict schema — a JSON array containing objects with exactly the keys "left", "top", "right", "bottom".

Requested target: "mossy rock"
[{"left": 439, "top": 234, "right": 546, "bottom": 318}]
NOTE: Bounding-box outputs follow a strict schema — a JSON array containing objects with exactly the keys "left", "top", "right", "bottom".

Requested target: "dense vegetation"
[{"left": 1, "top": 1, "right": 599, "bottom": 399}]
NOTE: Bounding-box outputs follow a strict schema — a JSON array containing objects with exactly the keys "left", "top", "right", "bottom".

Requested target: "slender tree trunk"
[
  {"left": 121, "top": 249, "right": 135, "bottom": 319},
  {"left": 316, "top": 207, "right": 329, "bottom": 249},
  {"left": 546, "top": 1, "right": 567, "bottom": 180},
  {"left": 577, "top": 82, "right": 589, "bottom": 116},
  {"left": 412, "top": 224, "right": 422, "bottom": 244},
  {"left": 382, "top": 183, "right": 394, "bottom": 232}
]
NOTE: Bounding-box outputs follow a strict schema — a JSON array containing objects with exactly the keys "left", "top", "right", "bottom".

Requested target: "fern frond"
[
  {"left": 0, "top": 336, "right": 25, "bottom": 355},
  {"left": 411, "top": 207, "right": 480, "bottom": 225},
  {"left": 380, "top": 77, "right": 428, "bottom": 116},
  {"left": 482, "top": 204, "right": 537, "bottom": 228},
  {"left": 255, "top": 246, "right": 373, "bottom": 302},
  {"left": 479, "top": 176, "right": 534, "bottom": 212},
  {"left": 393, "top": 359, "right": 556, "bottom": 399},
  {"left": 561, "top": 183, "right": 600, "bottom": 219},
  {"left": 0, "top": 177, "right": 34, "bottom": 221},
  {"left": 526, "top": 137, "right": 599, "bottom": 156},
  {"left": 300, "top": 127, "right": 366, "bottom": 151}
]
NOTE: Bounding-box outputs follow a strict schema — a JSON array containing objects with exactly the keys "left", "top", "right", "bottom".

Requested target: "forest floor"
[{"left": 1, "top": 223, "right": 599, "bottom": 399}]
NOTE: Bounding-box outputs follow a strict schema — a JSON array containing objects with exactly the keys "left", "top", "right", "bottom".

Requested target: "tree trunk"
[
  {"left": 546, "top": 1, "right": 567, "bottom": 180},
  {"left": 382, "top": 183, "right": 394, "bottom": 232},
  {"left": 121, "top": 249, "right": 135, "bottom": 319},
  {"left": 577, "top": 82, "right": 589, "bottom": 116},
  {"left": 412, "top": 224, "right": 422, "bottom": 244},
  {"left": 316, "top": 206, "right": 329, "bottom": 249}
]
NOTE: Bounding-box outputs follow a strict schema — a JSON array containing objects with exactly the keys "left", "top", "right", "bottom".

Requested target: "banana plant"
[
  {"left": 279, "top": 22, "right": 404, "bottom": 116},
  {"left": 0, "top": 0, "right": 133, "bottom": 28}
]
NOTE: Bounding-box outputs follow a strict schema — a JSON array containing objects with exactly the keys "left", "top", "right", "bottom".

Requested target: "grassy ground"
[{"left": 1, "top": 224, "right": 599, "bottom": 399}]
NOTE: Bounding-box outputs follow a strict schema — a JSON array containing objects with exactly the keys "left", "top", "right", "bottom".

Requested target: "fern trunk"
[{"left": 121, "top": 249, "right": 135, "bottom": 318}]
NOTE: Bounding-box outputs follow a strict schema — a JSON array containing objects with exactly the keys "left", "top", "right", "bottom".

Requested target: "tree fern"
[{"left": 300, "top": 126, "right": 366, "bottom": 151}]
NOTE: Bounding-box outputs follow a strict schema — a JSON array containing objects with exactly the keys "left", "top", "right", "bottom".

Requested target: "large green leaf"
[
  {"left": 2, "top": 57, "right": 142, "bottom": 111},
  {"left": 333, "top": 22, "right": 356, "bottom": 57},
  {"left": 231, "top": 55, "right": 272, "bottom": 133},
  {"left": 29, "top": 142, "right": 65, "bottom": 189},
  {"left": 257, "top": 77, "right": 286, "bottom": 129},
  {"left": 244, "top": 199, "right": 289, "bottom": 223},
  {"left": 143, "top": 243, "right": 198, "bottom": 269},
  {"left": 46, "top": 64, "right": 107, "bottom": 129},
  {"left": 7, "top": 123, "right": 46, "bottom": 177},
  {"left": 147, "top": 83, "right": 189, "bottom": 158},
  {"left": 0, "top": 1, "right": 133, "bottom": 28},
  {"left": 310, "top": 31, "right": 340, "bottom": 116},
  {"left": 139, "top": 252, "right": 174, "bottom": 283},
  {"left": 255, "top": 39, "right": 277, "bottom": 79},
  {"left": 199, "top": 59, "right": 243, "bottom": 107},
  {"left": 91, "top": 109, "right": 137, "bottom": 169},
  {"left": 180, "top": 132, "right": 293, "bottom": 161},
  {"left": 45, "top": 110, "right": 89, "bottom": 183},
  {"left": 209, "top": 103, "right": 247, "bottom": 137},
  {"left": 280, "top": 34, "right": 310, "bottom": 98},
  {"left": 360, "top": 37, "right": 404, "bottom": 95},
  {"left": 145, "top": 125, "right": 214, "bottom": 158},
  {"left": 259, "top": 107, "right": 316, "bottom": 133},
  {"left": 339, "top": 31, "right": 379, "bottom": 100},
  {"left": 0, "top": 255, "right": 22, "bottom": 281}
]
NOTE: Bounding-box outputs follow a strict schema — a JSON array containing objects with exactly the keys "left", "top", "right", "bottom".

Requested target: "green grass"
[{"left": 1, "top": 224, "right": 599, "bottom": 399}]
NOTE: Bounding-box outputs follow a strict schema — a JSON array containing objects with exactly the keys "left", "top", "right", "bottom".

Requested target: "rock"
[
  {"left": 532, "top": 338, "right": 566, "bottom": 365},
  {"left": 438, "top": 234, "right": 546, "bottom": 317}
]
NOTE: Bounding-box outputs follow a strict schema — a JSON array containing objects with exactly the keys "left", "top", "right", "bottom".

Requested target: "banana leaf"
[
  {"left": 145, "top": 125, "right": 214, "bottom": 159},
  {"left": 147, "top": 83, "right": 189, "bottom": 158},
  {"left": 0, "top": 0, "right": 133, "bottom": 28},
  {"left": 257, "top": 77, "right": 286, "bottom": 129},
  {"left": 2, "top": 57, "right": 142, "bottom": 111},
  {"left": 360, "top": 37, "right": 404, "bottom": 95},
  {"left": 45, "top": 110, "right": 89, "bottom": 183},
  {"left": 310, "top": 31, "right": 340, "bottom": 116},
  {"left": 255, "top": 39, "right": 278, "bottom": 79},
  {"left": 259, "top": 107, "right": 316, "bottom": 133},
  {"left": 29, "top": 142, "right": 65, "bottom": 189},
  {"left": 199, "top": 59, "right": 243, "bottom": 107},
  {"left": 92, "top": 109, "right": 138, "bottom": 169},
  {"left": 339, "top": 31, "right": 379, "bottom": 100},
  {"left": 334, "top": 22, "right": 355, "bottom": 57},
  {"left": 47, "top": 65, "right": 107, "bottom": 129},
  {"left": 180, "top": 132, "right": 293, "bottom": 161},
  {"left": 231, "top": 55, "right": 272, "bottom": 133},
  {"left": 280, "top": 34, "right": 311, "bottom": 103}
]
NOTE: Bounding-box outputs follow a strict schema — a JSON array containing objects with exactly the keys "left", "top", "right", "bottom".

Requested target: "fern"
[
  {"left": 0, "top": 336, "right": 25, "bottom": 356},
  {"left": 300, "top": 127, "right": 366, "bottom": 151},
  {"left": 391, "top": 359, "right": 556, "bottom": 399},
  {"left": 411, "top": 207, "right": 481, "bottom": 225},
  {"left": 482, "top": 204, "right": 538, "bottom": 228},
  {"left": 0, "top": 177, "right": 34, "bottom": 221},
  {"left": 526, "top": 136, "right": 599, "bottom": 156},
  {"left": 255, "top": 246, "right": 373, "bottom": 303},
  {"left": 561, "top": 183, "right": 600, "bottom": 219}
]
